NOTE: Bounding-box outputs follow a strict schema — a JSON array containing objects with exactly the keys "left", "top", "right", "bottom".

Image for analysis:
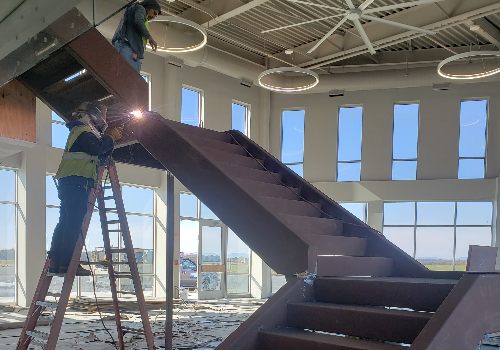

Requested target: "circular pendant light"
[
  {"left": 258, "top": 67, "right": 319, "bottom": 93},
  {"left": 148, "top": 16, "right": 207, "bottom": 53},
  {"left": 437, "top": 51, "right": 500, "bottom": 80}
]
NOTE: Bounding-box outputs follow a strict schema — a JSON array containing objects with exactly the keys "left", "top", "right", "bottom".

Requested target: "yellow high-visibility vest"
[
  {"left": 144, "top": 20, "right": 149, "bottom": 47},
  {"left": 55, "top": 125, "right": 99, "bottom": 181}
]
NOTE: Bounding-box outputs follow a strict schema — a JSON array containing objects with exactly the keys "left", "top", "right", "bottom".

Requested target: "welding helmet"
[{"left": 73, "top": 101, "right": 108, "bottom": 133}]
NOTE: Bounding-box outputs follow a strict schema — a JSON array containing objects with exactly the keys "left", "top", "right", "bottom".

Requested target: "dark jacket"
[
  {"left": 112, "top": 3, "right": 151, "bottom": 59},
  {"left": 66, "top": 120, "right": 114, "bottom": 158}
]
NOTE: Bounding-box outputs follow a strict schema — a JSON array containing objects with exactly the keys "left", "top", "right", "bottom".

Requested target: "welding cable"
[{"left": 82, "top": 167, "right": 119, "bottom": 350}]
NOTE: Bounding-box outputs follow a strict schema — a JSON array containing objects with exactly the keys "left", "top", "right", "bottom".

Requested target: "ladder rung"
[
  {"left": 36, "top": 301, "right": 58, "bottom": 310},
  {"left": 82, "top": 261, "right": 109, "bottom": 266},
  {"left": 104, "top": 208, "right": 117, "bottom": 211},
  {"left": 103, "top": 185, "right": 113, "bottom": 190},
  {"left": 114, "top": 272, "right": 133, "bottom": 279},
  {"left": 27, "top": 330, "right": 49, "bottom": 342},
  {"left": 116, "top": 290, "right": 136, "bottom": 295},
  {"left": 122, "top": 326, "right": 144, "bottom": 334},
  {"left": 39, "top": 314, "right": 55, "bottom": 321},
  {"left": 107, "top": 220, "right": 121, "bottom": 225},
  {"left": 103, "top": 196, "right": 115, "bottom": 200},
  {"left": 108, "top": 229, "right": 122, "bottom": 232},
  {"left": 109, "top": 248, "right": 127, "bottom": 254},
  {"left": 46, "top": 292, "right": 61, "bottom": 298}
]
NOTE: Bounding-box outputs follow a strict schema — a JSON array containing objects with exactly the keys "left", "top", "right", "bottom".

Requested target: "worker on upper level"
[
  {"left": 48, "top": 101, "right": 123, "bottom": 276},
  {"left": 112, "top": 0, "right": 161, "bottom": 72}
]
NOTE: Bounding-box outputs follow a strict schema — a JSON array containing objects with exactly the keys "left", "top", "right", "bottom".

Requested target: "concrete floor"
[{"left": 0, "top": 299, "right": 263, "bottom": 349}]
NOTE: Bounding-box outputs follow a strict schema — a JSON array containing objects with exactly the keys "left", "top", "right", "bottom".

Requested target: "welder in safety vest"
[{"left": 48, "top": 101, "right": 123, "bottom": 276}]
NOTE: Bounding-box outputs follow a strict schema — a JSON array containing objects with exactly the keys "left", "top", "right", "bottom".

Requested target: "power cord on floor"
[{"left": 81, "top": 168, "right": 119, "bottom": 350}]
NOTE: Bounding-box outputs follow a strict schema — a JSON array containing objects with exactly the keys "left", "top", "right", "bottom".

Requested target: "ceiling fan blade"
[
  {"left": 359, "top": 0, "right": 376, "bottom": 10},
  {"left": 307, "top": 16, "right": 348, "bottom": 53},
  {"left": 362, "top": 14, "right": 436, "bottom": 35},
  {"left": 285, "top": 0, "right": 345, "bottom": 11},
  {"left": 345, "top": 0, "right": 356, "bottom": 9},
  {"left": 261, "top": 14, "right": 345, "bottom": 33},
  {"left": 353, "top": 18, "right": 376, "bottom": 54},
  {"left": 364, "top": 0, "right": 445, "bottom": 14}
]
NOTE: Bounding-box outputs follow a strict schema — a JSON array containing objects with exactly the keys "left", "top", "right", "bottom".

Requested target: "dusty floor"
[{"left": 0, "top": 298, "right": 264, "bottom": 349}]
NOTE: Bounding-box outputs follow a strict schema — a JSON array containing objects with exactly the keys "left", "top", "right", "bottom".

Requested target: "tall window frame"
[
  {"left": 45, "top": 177, "right": 157, "bottom": 298},
  {"left": 140, "top": 71, "right": 152, "bottom": 110},
  {"left": 337, "top": 105, "right": 363, "bottom": 182},
  {"left": 231, "top": 100, "right": 251, "bottom": 137},
  {"left": 0, "top": 168, "right": 18, "bottom": 305},
  {"left": 181, "top": 85, "right": 204, "bottom": 128},
  {"left": 180, "top": 192, "right": 252, "bottom": 297},
  {"left": 383, "top": 201, "right": 494, "bottom": 271},
  {"left": 281, "top": 109, "right": 305, "bottom": 177},
  {"left": 458, "top": 99, "right": 489, "bottom": 179},
  {"left": 392, "top": 102, "right": 420, "bottom": 180}
]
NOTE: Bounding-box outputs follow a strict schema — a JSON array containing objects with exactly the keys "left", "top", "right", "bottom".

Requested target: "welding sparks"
[{"left": 131, "top": 110, "right": 143, "bottom": 119}]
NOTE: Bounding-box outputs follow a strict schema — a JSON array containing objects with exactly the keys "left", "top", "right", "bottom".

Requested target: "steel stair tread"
[
  {"left": 191, "top": 137, "right": 247, "bottom": 155},
  {"left": 279, "top": 213, "right": 344, "bottom": 236},
  {"left": 316, "top": 276, "right": 458, "bottom": 285},
  {"left": 313, "top": 277, "right": 457, "bottom": 312},
  {"left": 206, "top": 149, "right": 263, "bottom": 169},
  {"left": 260, "top": 328, "right": 407, "bottom": 350},
  {"left": 288, "top": 302, "right": 433, "bottom": 320}
]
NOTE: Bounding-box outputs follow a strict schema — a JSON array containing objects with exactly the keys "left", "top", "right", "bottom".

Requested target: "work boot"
[
  {"left": 75, "top": 264, "right": 92, "bottom": 277},
  {"left": 47, "top": 264, "right": 92, "bottom": 277}
]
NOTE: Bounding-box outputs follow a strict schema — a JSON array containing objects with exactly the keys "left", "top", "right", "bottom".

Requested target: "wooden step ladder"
[{"left": 16, "top": 160, "right": 155, "bottom": 350}]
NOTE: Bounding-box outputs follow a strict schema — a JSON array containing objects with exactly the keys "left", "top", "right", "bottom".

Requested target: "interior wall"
[{"left": 271, "top": 81, "right": 500, "bottom": 198}]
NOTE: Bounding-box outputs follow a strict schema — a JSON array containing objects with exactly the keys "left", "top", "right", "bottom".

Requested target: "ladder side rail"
[
  {"left": 107, "top": 161, "right": 156, "bottom": 349},
  {"left": 16, "top": 260, "right": 53, "bottom": 350},
  {"left": 45, "top": 167, "right": 106, "bottom": 349},
  {"left": 96, "top": 176, "right": 126, "bottom": 350}
]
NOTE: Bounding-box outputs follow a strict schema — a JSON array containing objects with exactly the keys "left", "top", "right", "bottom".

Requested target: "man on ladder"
[
  {"left": 48, "top": 101, "right": 123, "bottom": 275},
  {"left": 18, "top": 102, "right": 156, "bottom": 349}
]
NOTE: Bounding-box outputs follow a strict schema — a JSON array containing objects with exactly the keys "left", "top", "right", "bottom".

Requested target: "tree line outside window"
[{"left": 383, "top": 201, "right": 493, "bottom": 271}]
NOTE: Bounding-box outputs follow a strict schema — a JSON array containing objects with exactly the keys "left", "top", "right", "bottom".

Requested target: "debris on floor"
[{"left": 0, "top": 299, "right": 264, "bottom": 349}]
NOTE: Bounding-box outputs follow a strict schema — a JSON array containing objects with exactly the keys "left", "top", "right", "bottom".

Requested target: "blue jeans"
[
  {"left": 114, "top": 40, "right": 142, "bottom": 72},
  {"left": 49, "top": 176, "right": 93, "bottom": 269}
]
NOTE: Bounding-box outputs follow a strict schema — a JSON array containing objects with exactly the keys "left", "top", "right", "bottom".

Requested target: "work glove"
[{"left": 108, "top": 126, "right": 124, "bottom": 143}]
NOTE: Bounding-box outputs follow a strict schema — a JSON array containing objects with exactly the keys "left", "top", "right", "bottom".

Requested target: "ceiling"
[{"left": 156, "top": 0, "right": 500, "bottom": 72}]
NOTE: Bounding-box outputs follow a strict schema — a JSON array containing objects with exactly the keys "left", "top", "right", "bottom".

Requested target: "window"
[
  {"left": 181, "top": 86, "right": 203, "bottom": 127},
  {"left": 337, "top": 106, "right": 362, "bottom": 182},
  {"left": 339, "top": 202, "right": 367, "bottom": 223},
  {"left": 281, "top": 110, "right": 305, "bottom": 177},
  {"left": 141, "top": 72, "right": 152, "bottom": 109},
  {"left": 0, "top": 169, "right": 17, "bottom": 304},
  {"left": 51, "top": 112, "right": 69, "bottom": 149},
  {"left": 383, "top": 201, "right": 493, "bottom": 271},
  {"left": 180, "top": 192, "right": 252, "bottom": 297},
  {"left": 232, "top": 101, "right": 250, "bottom": 136},
  {"left": 46, "top": 178, "right": 156, "bottom": 297},
  {"left": 392, "top": 103, "right": 419, "bottom": 180},
  {"left": 459, "top": 99, "right": 488, "bottom": 179},
  {"left": 226, "top": 229, "right": 250, "bottom": 295}
]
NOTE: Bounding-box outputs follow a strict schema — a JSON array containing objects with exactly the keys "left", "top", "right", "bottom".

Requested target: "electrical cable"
[{"left": 81, "top": 166, "right": 119, "bottom": 350}]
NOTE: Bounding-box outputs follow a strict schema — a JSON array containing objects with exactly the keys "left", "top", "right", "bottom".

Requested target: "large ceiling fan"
[{"left": 262, "top": 0, "right": 443, "bottom": 54}]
